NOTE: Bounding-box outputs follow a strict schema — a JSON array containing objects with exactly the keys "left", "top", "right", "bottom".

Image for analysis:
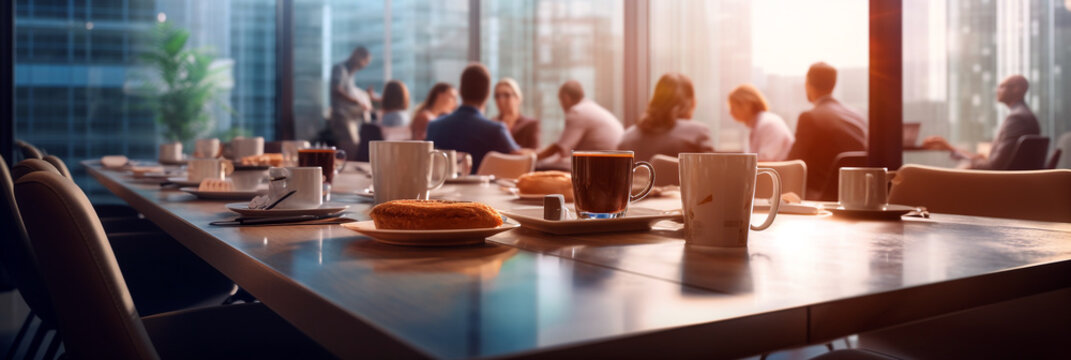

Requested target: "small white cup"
[
  {"left": 231, "top": 137, "right": 265, "bottom": 160},
  {"left": 442, "top": 150, "right": 474, "bottom": 178},
  {"left": 158, "top": 142, "right": 184, "bottom": 164},
  {"left": 371, "top": 141, "right": 449, "bottom": 204},
  {"left": 274, "top": 167, "right": 323, "bottom": 210},
  {"left": 230, "top": 168, "right": 267, "bottom": 191},
  {"left": 679, "top": 153, "right": 781, "bottom": 247},
  {"left": 838, "top": 167, "right": 889, "bottom": 210},
  {"left": 281, "top": 140, "right": 310, "bottom": 167},
  {"left": 194, "top": 138, "right": 221, "bottom": 159},
  {"left": 187, "top": 158, "right": 230, "bottom": 183}
]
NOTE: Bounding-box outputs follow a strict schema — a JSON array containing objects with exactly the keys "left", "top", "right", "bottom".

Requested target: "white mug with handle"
[
  {"left": 679, "top": 153, "right": 781, "bottom": 247},
  {"left": 838, "top": 167, "right": 889, "bottom": 210},
  {"left": 370, "top": 141, "right": 449, "bottom": 204}
]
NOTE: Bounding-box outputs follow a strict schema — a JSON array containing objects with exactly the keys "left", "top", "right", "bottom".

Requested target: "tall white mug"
[
  {"left": 158, "top": 142, "right": 183, "bottom": 164},
  {"left": 194, "top": 138, "right": 221, "bottom": 159},
  {"left": 231, "top": 136, "right": 265, "bottom": 160},
  {"left": 273, "top": 167, "right": 323, "bottom": 210},
  {"left": 370, "top": 141, "right": 449, "bottom": 204},
  {"left": 838, "top": 167, "right": 889, "bottom": 210},
  {"left": 679, "top": 153, "right": 781, "bottom": 247}
]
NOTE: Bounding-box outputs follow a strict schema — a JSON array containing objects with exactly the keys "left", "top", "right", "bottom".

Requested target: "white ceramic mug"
[
  {"left": 187, "top": 158, "right": 231, "bottom": 183},
  {"left": 679, "top": 153, "right": 781, "bottom": 247},
  {"left": 273, "top": 167, "right": 323, "bottom": 210},
  {"left": 370, "top": 141, "right": 449, "bottom": 204},
  {"left": 230, "top": 168, "right": 267, "bottom": 191},
  {"left": 231, "top": 136, "right": 265, "bottom": 160},
  {"left": 838, "top": 167, "right": 889, "bottom": 210},
  {"left": 194, "top": 138, "right": 221, "bottom": 159},
  {"left": 158, "top": 142, "right": 183, "bottom": 164},
  {"left": 442, "top": 150, "right": 474, "bottom": 178},
  {"left": 281, "top": 140, "right": 310, "bottom": 167}
]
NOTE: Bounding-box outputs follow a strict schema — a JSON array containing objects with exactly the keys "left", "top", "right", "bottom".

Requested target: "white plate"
[
  {"left": 499, "top": 207, "right": 682, "bottom": 235},
  {"left": 822, "top": 204, "right": 916, "bottom": 220},
  {"left": 167, "top": 177, "right": 203, "bottom": 187},
  {"left": 180, "top": 187, "right": 264, "bottom": 200},
  {"left": 225, "top": 202, "right": 349, "bottom": 217},
  {"left": 341, "top": 218, "right": 519, "bottom": 247},
  {"left": 444, "top": 175, "right": 492, "bottom": 184}
]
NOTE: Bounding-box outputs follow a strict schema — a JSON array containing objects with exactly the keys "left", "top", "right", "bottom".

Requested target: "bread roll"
[
  {"left": 516, "top": 171, "right": 573, "bottom": 201},
  {"left": 370, "top": 200, "right": 503, "bottom": 230}
]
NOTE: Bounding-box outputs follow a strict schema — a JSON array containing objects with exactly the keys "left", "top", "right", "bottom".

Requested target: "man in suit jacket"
[
  {"left": 787, "top": 62, "right": 867, "bottom": 200},
  {"left": 922, "top": 75, "right": 1040, "bottom": 170}
]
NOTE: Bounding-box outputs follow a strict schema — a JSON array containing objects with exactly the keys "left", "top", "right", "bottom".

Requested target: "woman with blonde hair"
[
  {"left": 492, "top": 78, "right": 540, "bottom": 148},
  {"left": 728, "top": 84, "right": 794, "bottom": 161},
  {"left": 617, "top": 73, "right": 714, "bottom": 161},
  {"left": 410, "top": 82, "right": 458, "bottom": 140}
]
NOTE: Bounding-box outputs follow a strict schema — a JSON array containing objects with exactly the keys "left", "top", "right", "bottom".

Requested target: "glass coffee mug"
[
  {"left": 571, "top": 150, "right": 655, "bottom": 219},
  {"left": 298, "top": 147, "right": 347, "bottom": 201}
]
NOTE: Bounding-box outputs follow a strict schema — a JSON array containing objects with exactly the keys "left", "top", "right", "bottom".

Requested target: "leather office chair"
[
  {"left": 1004, "top": 135, "right": 1049, "bottom": 170},
  {"left": 477, "top": 151, "right": 537, "bottom": 179},
  {"left": 648, "top": 154, "right": 680, "bottom": 187},
  {"left": 757, "top": 160, "right": 807, "bottom": 200},
  {"left": 15, "top": 140, "right": 44, "bottom": 160},
  {"left": 11, "top": 159, "right": 236, "bottom": 317},
  {"left": 0, "top": 157, "right": 62, "bottom": 360},
  {"left": 889, "top": 164, "right": 1071, "bottom": 222},
  {"left": 355, "top": 123, "right": 384, "bottom": 162},
  {"left": 815, "top": 151, "right": 868, "bottom": 201},
  {"left": 1047, "top": 149, "right": 1062, "bottom": 170},
  {"left": 15, "top": 172, "right": 333, "bottom": 359}
]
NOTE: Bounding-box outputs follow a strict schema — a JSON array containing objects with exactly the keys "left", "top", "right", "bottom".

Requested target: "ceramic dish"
[
  {"left": 499, "top": 207, "right": 681, "bottom": 235},
  {"left": 342, "top": 218, "right": 519, "bottom": 246},
  {"left": 225, "top": 202, "right": 349, "bottom": 217}
]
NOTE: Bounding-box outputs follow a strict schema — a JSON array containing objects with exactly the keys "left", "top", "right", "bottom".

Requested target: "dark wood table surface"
[{"left": 85, "top": 161, "right": 1071, "bottom": 359}]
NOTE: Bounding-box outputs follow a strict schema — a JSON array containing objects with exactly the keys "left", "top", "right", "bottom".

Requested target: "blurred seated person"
[
  {"left": 786, "top": 62, "right": 867, "bottom": 199},
  {"left": 536, "top": 81, "right": 624, "bottom": 166},
  {"left": 426, "top": 63, "right": 526, "bottom": 172},
  {"left": 922, "top": 75, "right": 1040, "bottom": 170},
  {"left": 380, "top": 80, "right": 411, "bottom": 128},
  {"left": 618, "top": 73, "right": 714, "bottom": 161},
  {"left": 728, "top": 84, "right": 794, "bottom": 161},
  {"left": 410, "top": 83, "right": 458, "bottom": 140},
  {"left": 493, "top": 78, "right": 541, "bottom": 149}
]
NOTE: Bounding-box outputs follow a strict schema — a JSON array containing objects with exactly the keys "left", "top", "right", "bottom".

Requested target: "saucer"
[
  {"left": 444, "top": 175, "right": 492, "bottom": 184},
  {"left": 167, "top": 177, "right": 203, "bottom": 187},
  {"left": 824, "top": 204, "right": 916, "bottom": 220},
  {"left": 341, "top": 218, "right": 519, "bottom": 247},
  {"left": 499, "top": 207, "right": 682, "bottom": 235},
  {"left": 181, "top": 187, "right": 264, "bottom": 200},
  {"left": 225, "top": 202, "right": 349, "bottom": 217}
]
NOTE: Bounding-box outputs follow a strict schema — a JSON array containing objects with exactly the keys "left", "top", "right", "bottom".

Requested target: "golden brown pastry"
[
  {"left": 516, "top": 171, "right": 573, "bottom": 201},
  {"left": 198, "top": 178, "right": 234, "bottom": 192},
  {"left": 370, "top": 200, "right": 503, "bottom": 230},
  {"left": 239, "top": 153, "right": 283, "bottom": 167}
]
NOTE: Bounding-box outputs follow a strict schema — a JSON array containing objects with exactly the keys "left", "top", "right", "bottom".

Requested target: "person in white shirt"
[
  {"left": 728, "top": 84, "right": 794, "bottom": 161},
  {"left": 536, "top": 81, "right": 624, "bottom": 166},
  {"left": 329, "top": 46, "right": 378, "bottom": 150}
]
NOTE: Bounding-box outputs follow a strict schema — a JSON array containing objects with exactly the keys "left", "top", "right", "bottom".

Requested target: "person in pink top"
[
  {"left": 536, "top": 81, "right": 624, "bottom": 166},
  {"left": 728, "top": 84, "right": 795, "bottom": 161},
  {"left": 618, "top": 73, "right": 715, "bottom": 161}
]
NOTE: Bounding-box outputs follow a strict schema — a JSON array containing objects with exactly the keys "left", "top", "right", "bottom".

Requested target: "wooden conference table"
[{"left": 85, "top": 161, "right": 1071, "bottom": 359}]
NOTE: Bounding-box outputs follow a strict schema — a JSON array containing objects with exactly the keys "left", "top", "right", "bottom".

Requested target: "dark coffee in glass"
[{"left": 571, "top": 151, "right": 655, "bottom": 218}]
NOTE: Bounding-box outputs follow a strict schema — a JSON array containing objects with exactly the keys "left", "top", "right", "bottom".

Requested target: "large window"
[
  {"left": 648, "top": 0, "right": 869, "bottom": 151},
  {"left": 481, "top": 0, "right": 624, "bottom": 147},
  {"left": 13, "top": 0, "right": 276, "bottom": 200},
  {"left": 291, "top": 0, "right": 469, "bottom": 141},
  {"left": 903, "top": 0, "right": 1071, "bottom": 154}
]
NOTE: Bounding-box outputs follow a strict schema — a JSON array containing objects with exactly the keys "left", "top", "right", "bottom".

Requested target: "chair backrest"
[
  {"left": 889, "top": 165, "right": 1071, "bottom": 222},
  {"left": 816, "top": 151, "right": 868, "bottom": 201},
  {"left": 1047, "top": 149, "right": 1062, "bottom": 170},
  {"left": 43, "top": 154, "right": 74, "bottom": 179},
  {"left": 1005, "top": 135, "right": 1049, "bottom": 170},
  {"left": 356, "top": 123, "right": 385, "bottom": 162},
  {"left": 476, "top": 151, "right": 536, "bottom": 179},
  {"left": 757, "top": 160, "right": 807, "bottom": 200},
  {"left": 649, "top": 154, "right": 680, "bottom": 187},
  {"left": 1056, "top": 132, "right": 1071, "bottom": 169},
  {"left": 11, "top": 158, "right": 60, "bottom": 182},
  {"left": 15, "top": 172, "right": 160, "bottom": 359},
  {"left": 0, "top": 158, "right": 60, "bottom": 326},
  {"left": 15, "top": 140, "right": 44, "bottom": 160}
]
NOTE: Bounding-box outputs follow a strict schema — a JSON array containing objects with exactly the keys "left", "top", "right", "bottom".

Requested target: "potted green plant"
[{"left": 132, "top": 22, "right": 233, "bottom": 148}]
